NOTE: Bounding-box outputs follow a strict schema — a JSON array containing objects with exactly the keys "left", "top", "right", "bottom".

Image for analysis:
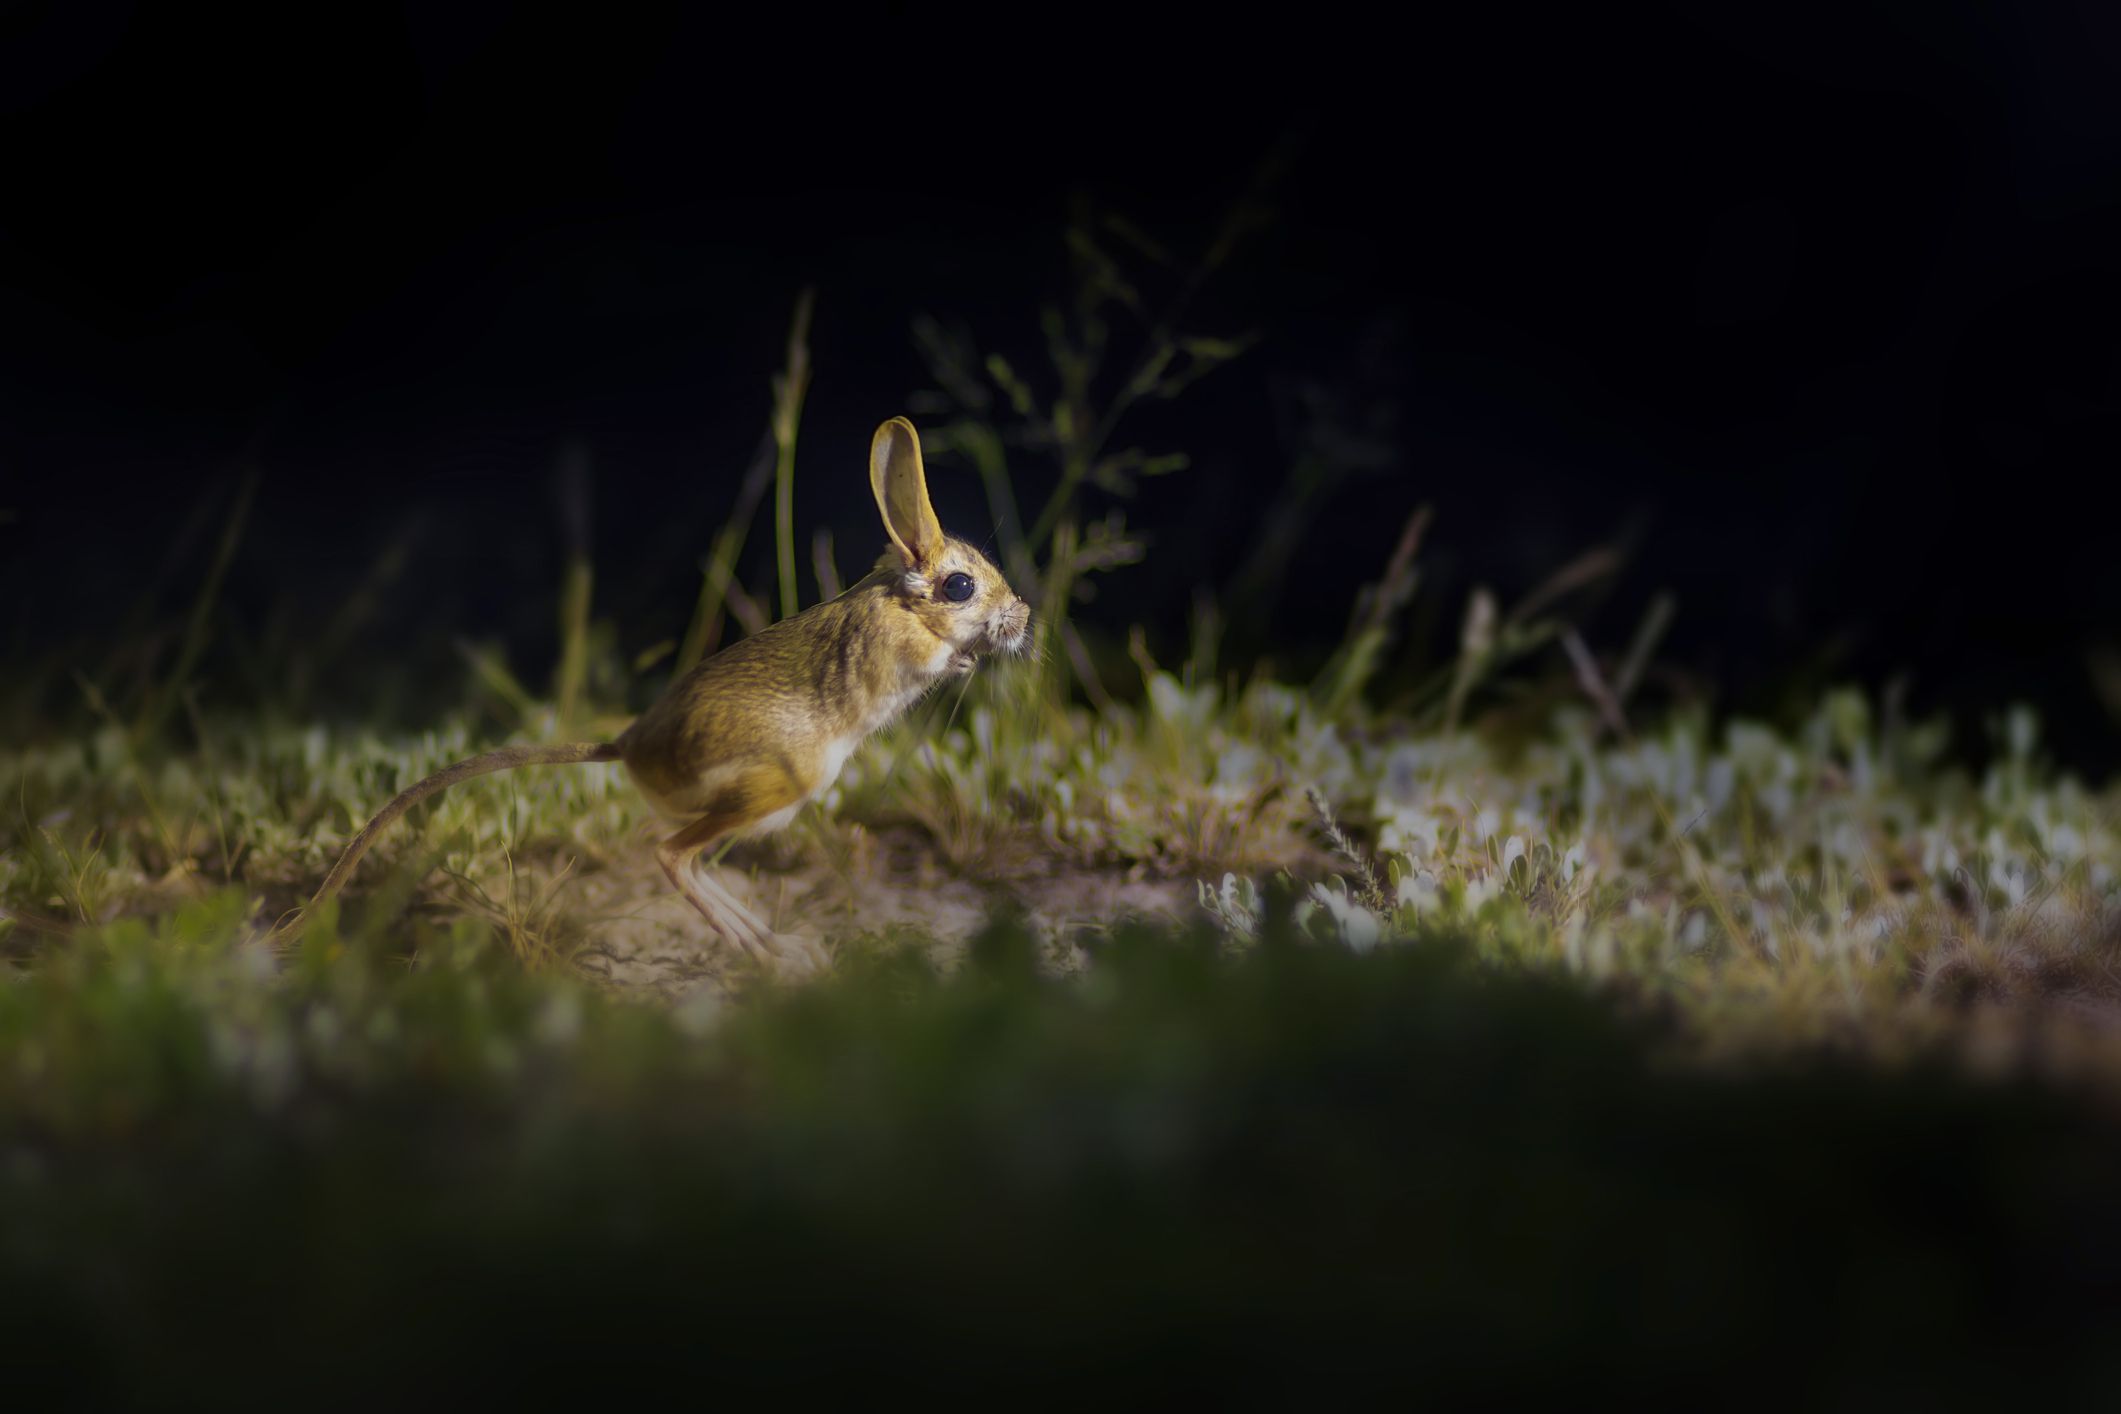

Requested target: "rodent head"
[{"left": 871, "top": 417, "right": 1031, "bottom": 674}]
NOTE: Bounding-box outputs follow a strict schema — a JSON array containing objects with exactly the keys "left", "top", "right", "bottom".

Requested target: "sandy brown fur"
[{"left": 275, "top": 417, "right": 1029, "bottom": 975}]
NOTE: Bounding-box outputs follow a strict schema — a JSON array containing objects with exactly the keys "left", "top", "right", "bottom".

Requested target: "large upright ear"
[{"left": 870, "top": 416, "right": 945, "bottom": 569}]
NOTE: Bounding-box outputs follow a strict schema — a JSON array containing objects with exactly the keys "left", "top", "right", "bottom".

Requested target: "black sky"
[{"left": 5, "top": 3, "right": 2120, "bottom": 770}]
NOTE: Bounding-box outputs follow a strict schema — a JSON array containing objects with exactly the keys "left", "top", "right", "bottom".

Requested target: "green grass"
[
  {"left": 4, "top": 904, "right": 2118, "bottom": 1397},
  {"left": 8, "top": 660, "right": 2118, "bottom": 1065}
]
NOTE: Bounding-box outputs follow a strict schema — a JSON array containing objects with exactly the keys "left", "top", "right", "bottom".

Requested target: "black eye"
[{"left": 940, "top": 572, "right": 976, "bottom": 603}]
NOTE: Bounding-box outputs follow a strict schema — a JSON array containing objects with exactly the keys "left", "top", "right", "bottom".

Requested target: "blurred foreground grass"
[{"left": 5, "top": 903, "right": 2119, "bottom": 1398}]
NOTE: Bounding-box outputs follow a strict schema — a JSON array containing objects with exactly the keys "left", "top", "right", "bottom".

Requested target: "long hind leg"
[
  {"left": 691, "top": 867, "right": 828, "bottom": 974},
  {"left": 655, "top": 814, "right": 775, "bottom": 968},
  {"left": 651, "top": 766, "right": 829, "bottom": 976}
]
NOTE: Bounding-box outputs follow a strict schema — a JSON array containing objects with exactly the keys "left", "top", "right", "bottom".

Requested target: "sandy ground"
[{"left": 567, "top": 825, "right": 1201, "bottom": 1001}]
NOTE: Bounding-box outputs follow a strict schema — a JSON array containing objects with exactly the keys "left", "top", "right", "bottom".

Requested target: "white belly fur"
[{"left": 814, "top": 735, "right": 858, "bottom": 794}]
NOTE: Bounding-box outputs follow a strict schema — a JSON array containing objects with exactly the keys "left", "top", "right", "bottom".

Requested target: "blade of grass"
[
  {"left": 677, "top": 432, "right": 776, "bottom": 674},
  {"left": 456, "top": 639, "right": 537, "bottom": 725},
  {"left": 772, "top": 287, "right": 816, "bottom": 621},
  {"left": 812, "top": 527, "right": 843, "bottom": 602},
  {"left": 1614, "top": 592, "right": 1676, "bottom": 707},
  {"left": 132, "top": 465, "right": 257, "bottom": 745},
  {"left": 1314, "top": 505, "right": 1430, "bottom": 715},
  {"left": 554, "top": 444, "right": 595, "bottom": 735}
]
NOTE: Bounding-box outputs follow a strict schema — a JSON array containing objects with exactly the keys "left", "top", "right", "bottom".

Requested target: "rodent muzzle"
[{"left": 993, "top": 598, "right": 1032, "bottom": 655}]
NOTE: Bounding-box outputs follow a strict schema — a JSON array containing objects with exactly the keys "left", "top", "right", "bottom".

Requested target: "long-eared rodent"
[{"left": 274, "top": 417, "right": 1031, "bottom": 974}]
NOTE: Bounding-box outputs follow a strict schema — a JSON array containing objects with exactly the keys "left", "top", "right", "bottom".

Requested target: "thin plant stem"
[
  {"left": 772, "top": 288, "right": 816, "bottom": 621},
  {"left": 677, "top": 432, "right": 776, "bottom": 674}
]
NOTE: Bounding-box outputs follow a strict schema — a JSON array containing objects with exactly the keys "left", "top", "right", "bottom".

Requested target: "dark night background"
[{"left": 5, "top": 3, "right": 2120, "bottom": 773}]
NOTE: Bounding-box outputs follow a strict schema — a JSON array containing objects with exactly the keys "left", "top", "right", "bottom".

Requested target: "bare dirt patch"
[{"left": 569, "top": 825, "right": 1200, "bottom": 1000}]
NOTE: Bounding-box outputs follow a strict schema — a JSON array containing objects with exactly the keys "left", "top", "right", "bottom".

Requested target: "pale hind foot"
[
  {"left": 656, "top": 844, "right": 830, "bottom": 979},
  {"left": 763, "top": 925, "right": 831, "bottom": 978},
  {"left": 712, "top": 887, "right": 831, "bottom": 978}
]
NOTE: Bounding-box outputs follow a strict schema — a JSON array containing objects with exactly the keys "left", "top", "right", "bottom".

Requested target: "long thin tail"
[{"left": 269, "top": 741, "right": 621, "bottom": 944}]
